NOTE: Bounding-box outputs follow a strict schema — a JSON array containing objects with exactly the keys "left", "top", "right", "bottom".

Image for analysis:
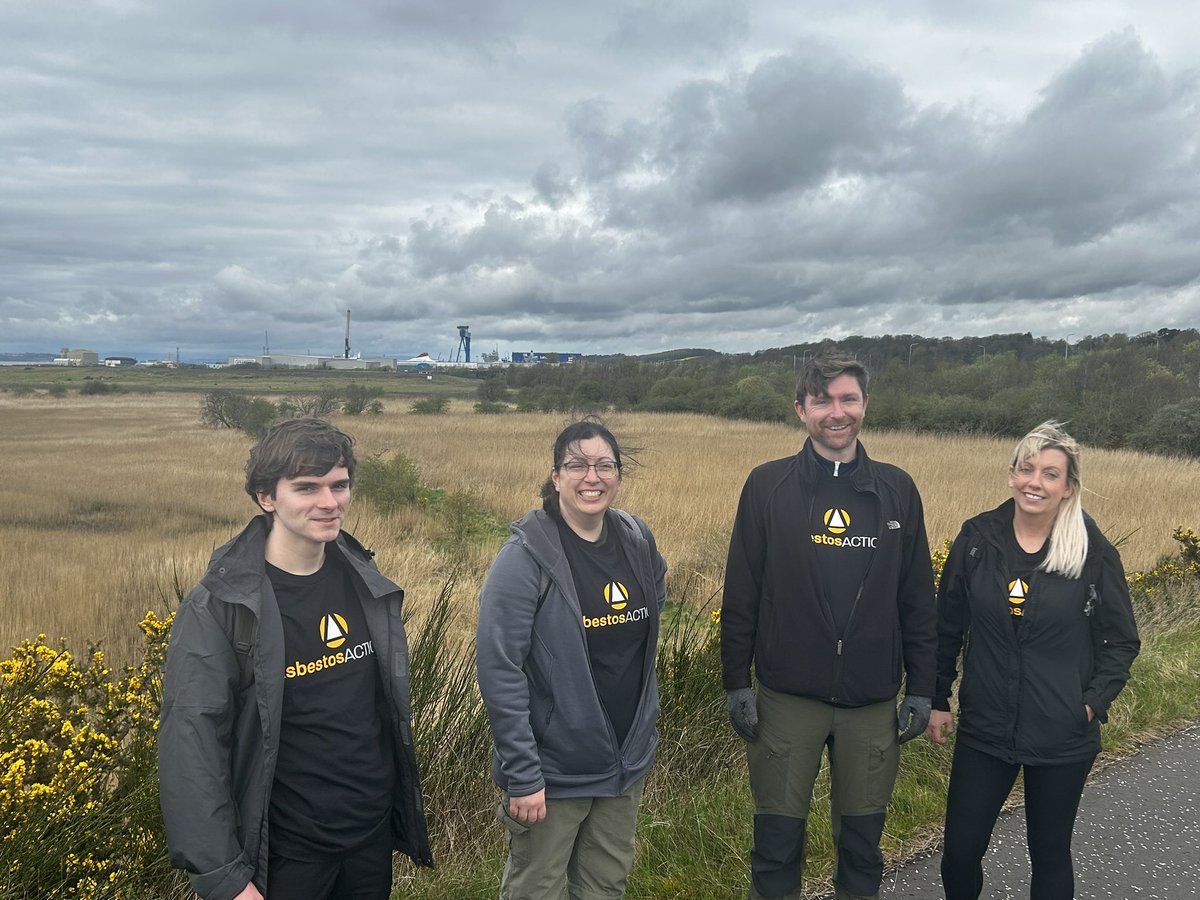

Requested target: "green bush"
[
  {"left": 79, "top": 379, "right": 122, "bottom": 396},
  {"left": 473, "top": 401, "right": 508, "bottom": 414},
  {"left": 341, "top": 383, "right": 384, "bottom": 416},
  {"left": 476, "top": 377, "right": 508, "bottom": 403},
  {"left": 410, "top": 396, "right": 450, "bottom": 415},
  {"left": 354, "top": 451, "right": 425, "bottom": 513},
  {"left": 47, "top": 384, "right": 68, "bottom": 398}
]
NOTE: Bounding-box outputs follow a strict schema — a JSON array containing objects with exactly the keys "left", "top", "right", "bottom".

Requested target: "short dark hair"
[
  {"left": 244, "top": 418, "right": 356, "bottom": 508},
  {"left": 796, "top": 354, "right": 869, "bottom": 405},
  {"left": 539, "top": 418, "right": 623, "bottom": 518}
]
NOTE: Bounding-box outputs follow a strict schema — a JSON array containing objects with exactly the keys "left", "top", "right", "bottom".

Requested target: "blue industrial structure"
[{"left": 455, "top": 325, "right": 471, "bottom": 362}]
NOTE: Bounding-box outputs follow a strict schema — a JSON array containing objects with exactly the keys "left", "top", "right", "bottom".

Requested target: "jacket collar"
[
  {"left": 798, "top": 437, "right": 875, "bottom": 488},
  {"left": 200, "top": 515, "right": 401, "bottom": 609}
]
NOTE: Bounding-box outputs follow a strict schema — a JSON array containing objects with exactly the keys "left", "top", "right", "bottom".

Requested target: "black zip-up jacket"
[
  {"left": 933, "top": 500, "right": 1141, "bottom": 765},
  {"left": 721, "top": 439, "right": 937, "bottom": 705}
]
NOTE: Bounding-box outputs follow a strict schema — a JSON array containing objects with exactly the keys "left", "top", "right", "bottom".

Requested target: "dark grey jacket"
[
  {"left": 157, "top": 517, "right": 432, "bottom": 900},
  {"left": 476, "top": 508, "right": 668, "bottom": 799}
]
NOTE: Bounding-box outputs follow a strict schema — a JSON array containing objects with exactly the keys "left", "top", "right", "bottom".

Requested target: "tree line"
[{"left": 483, "top": 329, "right": 1200, "bottom": 457}]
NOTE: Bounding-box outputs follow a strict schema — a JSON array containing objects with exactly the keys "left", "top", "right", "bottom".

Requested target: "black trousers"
[
  {"left": 266, "top": 817, "right": 394, "bottom": 900},
  {"left": 941, "top": 743, "right": 1095, "bottom": 900}
]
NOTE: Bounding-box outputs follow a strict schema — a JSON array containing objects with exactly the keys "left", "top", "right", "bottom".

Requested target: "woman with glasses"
[
  {"left": 926, "top": 421, "right": 1140, "bottom": 899},
  {"left": 477, "top": 419, "right": 667, "bottom": 899}
]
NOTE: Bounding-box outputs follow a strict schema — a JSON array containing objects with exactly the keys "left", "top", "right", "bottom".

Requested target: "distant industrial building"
[
  {"left": 226, "top": 354, "right": 395, "bottom": 370},
  {"left": 104, "top": 356, "right": 139, "bottom": 367},
  {"left": 54, "top": 348, "right": 99, "bottom": 366},
  {"left": 511, "top": 351, "right": 582, "bottom": 364}
]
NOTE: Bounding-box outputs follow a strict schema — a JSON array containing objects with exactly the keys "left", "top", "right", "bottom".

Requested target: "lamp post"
[
  {"left": 1064, "top": 333, "right": 1075, "bottom": 360},
  {"left": 908, "top": 341, "right": 918, "bottom": 366}
]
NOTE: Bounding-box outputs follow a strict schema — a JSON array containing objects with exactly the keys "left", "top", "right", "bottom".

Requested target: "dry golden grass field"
[{"left": 3, "top": 391, "right": 1199, "bottom": 663}]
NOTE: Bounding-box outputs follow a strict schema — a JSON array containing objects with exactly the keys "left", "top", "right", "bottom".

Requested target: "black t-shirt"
[
  {"left": 1003, "top": 529, "right": 1048, "bottom": 631},
  {"left": 810, "top": 456, "right": 879, "bottom": 634},
  {"left": 557, "top": 517, "right": 650, "bottom": 747},
  {"left": 267, "top": 551, "right": 393, "bottom": 858}
]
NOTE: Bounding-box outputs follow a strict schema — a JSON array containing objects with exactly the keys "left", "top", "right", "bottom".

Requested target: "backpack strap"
[
  {"left": 232, "top": 603, "right": 257, "bottom": 692},
  {"left": 533, "top": 566, "right": 552, "bottom": 617}
]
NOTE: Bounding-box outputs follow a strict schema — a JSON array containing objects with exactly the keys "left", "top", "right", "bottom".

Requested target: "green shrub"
[
  {"left": 341, "top": 383, "right": 384, "bottom": 416},
  {"left": 79, "top": 379, "right": 122, "bottom": 396},
  {"left": 473, "top": 401, "right": 508, "bottom": 414},
  {"left": 410, "top": 396, "right": 450, "bottom": 415},
  {"left": 355, "top": 451, "right": 425, "bottom": 513},
  {"left": 46, "top": 384, "right": 68, "bottom": 398},
  {"left": 476, "top": 377, "right": 508, "bottom": 403},
  {"left": 428, "top": 491, "right": 509, "bottom": 553}
]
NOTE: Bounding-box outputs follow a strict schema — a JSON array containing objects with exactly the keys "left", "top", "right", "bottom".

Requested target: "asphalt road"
[{"left": 882, "top": 725, "right": 1200, "bottom": 899}]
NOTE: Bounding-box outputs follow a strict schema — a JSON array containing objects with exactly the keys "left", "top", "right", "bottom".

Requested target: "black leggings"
[{"left": 941, "top": 743, "right": 1094, "bottom": 900}]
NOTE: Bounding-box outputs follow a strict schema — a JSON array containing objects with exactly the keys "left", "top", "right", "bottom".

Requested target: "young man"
[
  {"left": 721, "top": 356, "right": 936, "bottom": 900},
  {"left": 159, "top": 418, "right": 432, "bottom": 900}
]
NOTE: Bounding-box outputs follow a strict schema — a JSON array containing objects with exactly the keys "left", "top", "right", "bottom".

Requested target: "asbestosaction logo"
[
  {"left": 604, "top": 580, "right": 630, "bottom": 611},
  {"left": 810, "top": 508, "right": 878, "bottom": 549},
  {"left": 824, "top": 508, "right": 851, "bottom": 534},
  {"left": 320, "top": 612, "right": 349, "bottom": 649},
  {"left": 583, "top": 580, "right": 648, "bottom": 630},
  {"left": 1008, "top": 578, "right": 1029, "bottom": 617},
  {"left": 285, "top": 611, "right": 374, "bottom": 679}
]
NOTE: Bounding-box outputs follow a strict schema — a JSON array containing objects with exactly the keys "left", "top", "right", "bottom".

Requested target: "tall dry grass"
[{"left": 3, "top": 393, "right": 1199, "bottom": 661}]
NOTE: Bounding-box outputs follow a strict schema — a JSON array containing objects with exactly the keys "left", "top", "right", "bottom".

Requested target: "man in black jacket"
[
  {"left": 721, "top": 355, "right": 936, "bottom": 900},
  {"left": 158, "top": 419, "right": 432, "bottom": 900}
]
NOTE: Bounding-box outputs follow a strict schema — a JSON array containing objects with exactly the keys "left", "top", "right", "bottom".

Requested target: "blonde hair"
[{"left": 1010, "top": 421, "right": 1087, "bottom": 579}]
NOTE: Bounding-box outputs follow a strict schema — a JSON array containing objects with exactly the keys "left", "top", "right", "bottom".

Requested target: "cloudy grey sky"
[{"left": 2, "top": 1, "right": 1197, "bottom": 361}]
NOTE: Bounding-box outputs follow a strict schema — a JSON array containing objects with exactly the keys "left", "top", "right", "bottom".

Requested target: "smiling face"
[
  {"left": 256, "top": 466, "right": 351, "bottom": 560},
  {"left": 795, "top": 372, "right": 869, "bottom": 462},
  {"left": 550, "top": 436, "right": 621, "bottom": 534},
  {"left": 1009, "top": 448, "right": 1072, "bottom": 521}
]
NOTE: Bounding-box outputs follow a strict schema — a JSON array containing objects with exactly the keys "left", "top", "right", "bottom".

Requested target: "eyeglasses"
[{"left": 558, "top": 459, "right": 620, "bottom": 479}]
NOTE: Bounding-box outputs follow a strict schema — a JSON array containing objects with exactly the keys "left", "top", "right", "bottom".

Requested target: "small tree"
[
  {"left": 199, "top": 391, "right": 279, "bottom": 437},
  {"left": 278, "top": 387, "right": 341, "bottom": 418}
]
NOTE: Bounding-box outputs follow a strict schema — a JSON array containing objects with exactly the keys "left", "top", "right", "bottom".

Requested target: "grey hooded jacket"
[
  {"left": 157, "top": 516, "right": 433, "bottom": 900},
  {"left": 476, "top": 508, "right": 668, "bottom": 799}
]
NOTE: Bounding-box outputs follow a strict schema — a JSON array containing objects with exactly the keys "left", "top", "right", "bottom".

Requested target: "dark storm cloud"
[{"left": 2, "top": 3, "right": 1196, "bottom": 358}]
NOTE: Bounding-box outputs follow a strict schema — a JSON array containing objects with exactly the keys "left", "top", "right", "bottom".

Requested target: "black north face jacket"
[
  {"left": 721, "top": 439, "right": 937, "bottom": 705},
  {"left": 933, "top": 500, "right": 1141, "bottom": 765}
]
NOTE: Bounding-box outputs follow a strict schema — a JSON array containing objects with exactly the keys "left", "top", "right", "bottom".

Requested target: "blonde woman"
[{"left": 926, "top": 421, "right": 1140, "bottom": 899}]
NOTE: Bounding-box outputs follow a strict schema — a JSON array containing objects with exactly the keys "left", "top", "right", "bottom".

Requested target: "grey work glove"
[
  {"left": 897, "top": 694, "right": 932, "bottom": 744},
  {"left": 727, "top": 687, "right": 759, "bottom": 742}
]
